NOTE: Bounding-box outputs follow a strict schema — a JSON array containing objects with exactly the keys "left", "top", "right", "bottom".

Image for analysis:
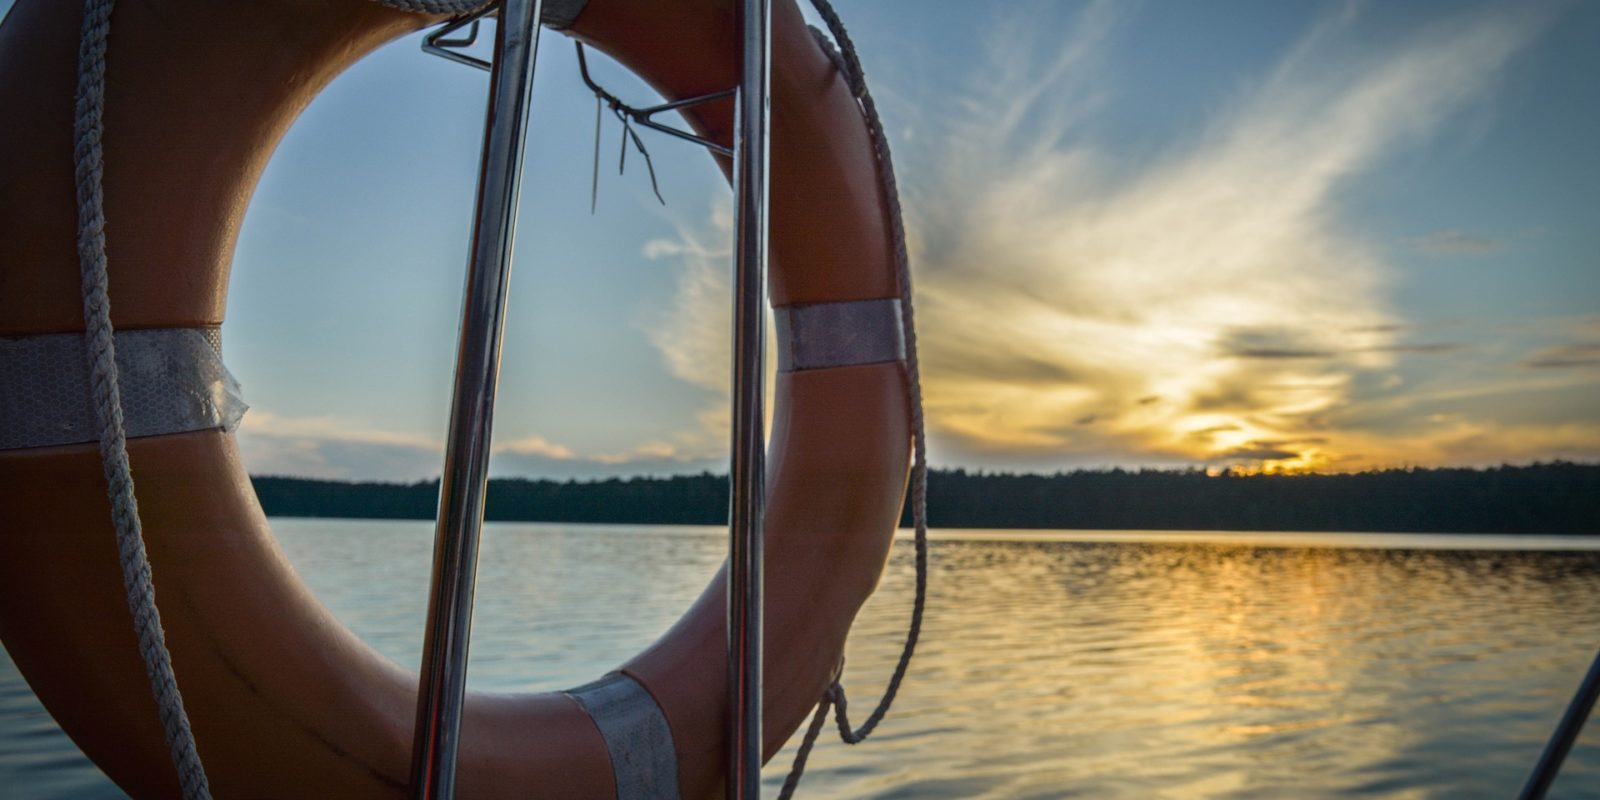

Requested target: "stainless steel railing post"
[
  {"left": 727, "top": 0, "right": 772, "bottom": 797},
  {"left": 1519, "top": 647, "right": 1600, "bottom": 800},
  {"left": 409, "top": 1, "right": 543, "bottom": 797}
]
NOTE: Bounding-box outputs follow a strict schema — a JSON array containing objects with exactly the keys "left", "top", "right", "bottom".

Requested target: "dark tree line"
[
  {"left": 250, "top": 462, "right": 1600, "bottom": 534},
  {"left": 251, "top": 473, "right": 728, "bottom": 525},
  {"left": 912, "top": 462, "right": 1598, "bottom": 533}
]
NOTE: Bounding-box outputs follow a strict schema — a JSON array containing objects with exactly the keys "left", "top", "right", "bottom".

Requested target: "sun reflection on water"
[
  {"left": 807, "top": 537, "right": 1600, "bottom": 798},
  {"left": 2, "top": 523, "right": 1596, "bottom": 798}
]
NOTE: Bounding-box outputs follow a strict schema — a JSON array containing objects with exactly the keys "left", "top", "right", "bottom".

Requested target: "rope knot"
[{"left": 576, "top": 44, "right": 666, "bottom": 209}]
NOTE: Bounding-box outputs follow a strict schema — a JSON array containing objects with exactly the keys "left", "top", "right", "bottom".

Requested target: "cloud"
[
  {"left": 240, "top": 410, "right": 440, "bottom": 450},
  {"left": 1522, "top": 342, "right": 1600, "bottom": 370},
  {"left": 634, "top": 2, "right": 1559, "bottom": 473},
  {"left": 639, "top": 207, "right": 737, "bottom": 454},
  {"left": 237, "top": 411, "right": 444, "bottom": 480},
  {"left": 491, "top": 446, "right": 719, "bottom": 479},
  {"left": 1214, "top": 446, "right": 1302, "bottom": 463},
  {"left": 641, "top": 202, "right": 736, "bottom": 396},
  {"left": 889, "top": 1, "right": 1550, "bottom": 471},
  {"left": 497, "top": 435, "right": 576, "bottom": 460},
  {"left": 236, "top": 410, "right": 715, "bottom": 481},
  {"left": 1231, "top": 348, "right": 1339, "bottom": 361},
  {"left": 1407, "top": 229, "right": 1508, "bottom": 257},
  {"left": 1330, "top": 420, "right": 1600, "bottom": 468},
  {"left": 1371, "top": 342, "right": 1467, "bottom": 356},
  {"left": 1220, "top": 326, "right": 1465, "bottom": 360},
  {"left": 636, "top": 200, "right": 785, "bottom": 462}
]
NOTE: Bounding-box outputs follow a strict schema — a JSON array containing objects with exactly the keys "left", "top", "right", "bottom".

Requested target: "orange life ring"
[{"left": 0, "top": 0, "right": 910, "bottom": 797}]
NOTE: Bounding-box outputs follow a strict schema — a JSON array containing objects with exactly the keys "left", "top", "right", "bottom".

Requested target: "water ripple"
[{"left": 2, "top": 523, "right": 1597, "bottom": 798}]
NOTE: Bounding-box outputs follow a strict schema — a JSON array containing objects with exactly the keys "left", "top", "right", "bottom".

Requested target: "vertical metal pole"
[
  {"left": 409, "top": 2, "right": 542, "bottom": 798},
  {"left": 728, "top": 0, "right": 771, "bottom": 797},
  {"left": 1519, "top": 647, "right": 1600, "bottom": 800}
]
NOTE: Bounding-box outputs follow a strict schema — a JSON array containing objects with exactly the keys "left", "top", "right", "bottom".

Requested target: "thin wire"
[
  {"left": 616, "top": 105, "right": 629, "bottom": 175},
  {"left": 591, "top": 94, "right": 602, "bottom": 213},
  {"left": 580, "top": 43, "right": 667, "bottom": 206},
  {"left": 619, "top": 112, "right": 666, "bottom": 205}
]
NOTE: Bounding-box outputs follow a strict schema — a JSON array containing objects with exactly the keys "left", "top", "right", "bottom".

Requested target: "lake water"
[{"left": 3, "top": 520, "right": 1598, "bottom": 798}]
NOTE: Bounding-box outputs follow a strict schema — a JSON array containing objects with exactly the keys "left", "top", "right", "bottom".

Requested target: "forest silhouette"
[{"left": 251, "top": 462, "right": 1598, "bottom": 534}]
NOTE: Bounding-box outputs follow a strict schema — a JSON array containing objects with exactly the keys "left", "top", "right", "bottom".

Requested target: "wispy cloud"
[
  {"left": 237, "top": 411, "right": 444, "bottom": 480},
  {"left": 634, "top": 1, "right": 1570, "bottom": 472},
  {"left": 1373, "top": 342, "right": 1467, "bottom": 356},
  {"left": 1522, "top": 342, "right": 1600, "bottom": 370},
  {"left": 237, "top": 410, "right": 716, "bottom": 480},
  {"left": 641, "top": 202, "right": 736, "bottom": 397},
  {"left": 636, "top": 200, "right": 784, "bottom": 463},
  {"left": 497, "top": 435, "right": 576, "bottom": 460},
  {"left": 892, "top": 1, "right": 1553, "bottom": 470}
]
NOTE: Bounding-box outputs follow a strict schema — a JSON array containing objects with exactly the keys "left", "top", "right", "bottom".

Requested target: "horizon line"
[{"left": 247, "top": 459, "right": 1600, "bottom": 486}]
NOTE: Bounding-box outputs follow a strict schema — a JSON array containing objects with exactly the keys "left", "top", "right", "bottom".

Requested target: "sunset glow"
[{"left": 209, "top": 1, "right": 1600, "bottom": 480}]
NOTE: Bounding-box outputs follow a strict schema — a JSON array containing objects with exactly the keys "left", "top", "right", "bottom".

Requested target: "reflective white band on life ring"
[
  {"left": 0, "top": 328, "right": 247, "bottom": 451},
  {"left": 774, "top": 298, "right": 905, "bottom": 373},
  {"left": 565, "top": 673, "right": 680, "bottom": 800}
]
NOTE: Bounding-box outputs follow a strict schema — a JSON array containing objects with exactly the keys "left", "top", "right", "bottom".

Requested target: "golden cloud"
[{"left": 640, "top": 2, "right": 1571, "bottom": 472}]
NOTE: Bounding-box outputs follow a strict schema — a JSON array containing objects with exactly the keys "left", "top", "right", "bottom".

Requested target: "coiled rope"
[{"left": 779, "top": 1, "right": 931, "bottom": 795}]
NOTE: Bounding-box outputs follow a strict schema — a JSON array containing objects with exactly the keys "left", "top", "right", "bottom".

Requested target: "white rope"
[
  {"left": 69, "top": 1, "right": 492, "bottom": 796},
  {"left": 73, "top": 0, "right": 210, "bottom": 796}
]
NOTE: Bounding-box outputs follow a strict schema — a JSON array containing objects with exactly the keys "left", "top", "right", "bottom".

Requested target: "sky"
[{"left": 11, "top": 0, "right": 1595, "bottom": 480}]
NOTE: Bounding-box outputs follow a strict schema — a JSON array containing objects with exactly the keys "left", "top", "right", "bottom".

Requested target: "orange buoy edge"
[{"left": 0, "top": 0, "right": 910, "bottom": 797}]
